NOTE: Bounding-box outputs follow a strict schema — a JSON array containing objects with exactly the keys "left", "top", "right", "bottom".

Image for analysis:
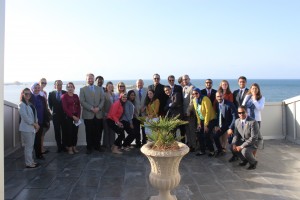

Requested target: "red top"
[
  {"left": 107, "top": 100, "right": 124, "bottom": 123},
  {"left": 61, "top": 93, "right": 81, "bottom": 118}
]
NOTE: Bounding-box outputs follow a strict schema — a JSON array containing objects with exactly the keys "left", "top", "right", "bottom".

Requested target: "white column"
[{"left": 0, "top": 0, "right": 5, "bottom": 199}]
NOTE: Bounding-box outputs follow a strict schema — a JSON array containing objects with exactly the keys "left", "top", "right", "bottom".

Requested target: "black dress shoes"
[
  {"left": 86, "top": 149, "right": 92, "bottom": 154},
  {"left": 247, "top": 161, "right": 258, "bottom": 170},
  {"left": 239, "top": 160, "right": 248, "bottom": 166},
  {"left": 196, "top": 151, "right": 205, "bottom": 156},
  {"left": 228, "top": 155, "right": 238, "bottom": 162},
  {"left": 36, "top": 155, "right": 45, "bottom": 160}
]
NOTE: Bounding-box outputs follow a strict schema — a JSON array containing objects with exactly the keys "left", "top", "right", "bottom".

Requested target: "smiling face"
[
  {"left": 221, "top": 81, "right": 228, "bottom": 90},
  {"left": 153, "top": 74, "right": 160, "bottom": 85},
  {"left": 216, "top": 91, "right": 223, "bottom": 103},
  {"left": 238, "top": 107, "right": 247, "bottom": 120},
  {"left": 66, "top": 83, "right": 75, "bottom": 93},
  {"left": 250, "top": 85, "right": 259, "bottom": 95},
  {"left": 164, "top": 87, "right": 171, "bottom": 96},
  {"left": 238, "top": 78, "right": 246, "bottom": 89},
  {"left": 86, "top": 74, "right": 94, "bottom": 86},
  {"left": 147, "top": 90, "right": 154, "bottom": 99},
  {"left": 33, "top": 84, "right": 41, "bottom": 95},
  {"left": 121, "top": 94, "right": 127, "bottom": 102}
]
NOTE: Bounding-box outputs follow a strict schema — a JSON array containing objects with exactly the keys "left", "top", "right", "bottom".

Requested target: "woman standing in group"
[
  {"left": 121, "top": 90, "right": 137, "bottom": 150},
  {"left": 39, "top": 78, "right": 50, "bottom": 155},
  {"left": 61, "top": 82, "right": 81, "bottom": 154},
  {"left": 145, "top": 89, "right": 160, "bottom": 119},
  {"left": 114, "top": 82, "right": 127, "bottom": 101},
  {"left": 218, "top": 80, "right": 234, "bottom": 152},
  {"left": 19, "top": 88, "right": 40, "bottom": 168},
  {"left": 218, "top": 80, "right": 233, "bottom": 102},
  {"left": 106, "top": 93, "right": 128, "bottom": 154},
  {"left": 242, "top": 83, "right": 265, "bottom": 128},
  {"left": 103, "top": 81, "right": 117, "bottom": 149},
  {"left": 29, "top": 83, "right": 50, "bottom": 160}
]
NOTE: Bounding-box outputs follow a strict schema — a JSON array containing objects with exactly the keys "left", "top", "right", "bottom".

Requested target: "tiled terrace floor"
[{"left": 4, "top": 139, "right": 300, "bottom": 200}]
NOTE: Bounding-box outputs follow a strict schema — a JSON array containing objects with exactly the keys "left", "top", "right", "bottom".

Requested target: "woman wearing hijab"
[
  {"left": 192, "top": 88, "right": 216, "bottom": 157},
  {"left": 29, "top": 83, "right": 50, "bottom": 160}
]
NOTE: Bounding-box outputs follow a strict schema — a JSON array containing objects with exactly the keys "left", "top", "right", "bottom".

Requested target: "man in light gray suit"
[
  {"left": 230, "top": 105, "right": 259, "bottom": 170},
  {"left": 182, "top": 74, "right": 196, "bottom": 152},
  {"left": 133, "top": 79, "right": 147, "bottom": 147},
  {"left": 80, "top": 73, "right": 105, "bottom": 154}
]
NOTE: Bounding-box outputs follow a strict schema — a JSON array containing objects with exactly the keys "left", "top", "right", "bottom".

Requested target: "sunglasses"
[
  {"left": 119, "top": 85, "right": 125, "bottom": 87},
  {"left": 168, "top": 79, "right": 174, "bottom": 82},
  {"left": 41, "top": 82, "right": 47, "bottom": 85},
  {"left": 205, "top": 82, "right": 212, "bottom": 84},
  {"left": 192, "top": 92, "right": 199, "bottom": 95},
  {"left": 154, "top": 78, "right": 160, "bottom": 80},
  {"left": 238, "top": 112, "right": 246, "bottom": 114}
]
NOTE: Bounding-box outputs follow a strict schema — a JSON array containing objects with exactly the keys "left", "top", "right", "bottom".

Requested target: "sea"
[{"left": 4, "top": 79, "right": 300, "bottom": 105}]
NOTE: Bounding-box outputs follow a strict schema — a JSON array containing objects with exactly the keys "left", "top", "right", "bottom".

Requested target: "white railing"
[
  {"left": 4, "top": 96, "right": 300, "bottom": 155},
  {"left": 283, "top": 95, "right": 300, "bottom": 144}
]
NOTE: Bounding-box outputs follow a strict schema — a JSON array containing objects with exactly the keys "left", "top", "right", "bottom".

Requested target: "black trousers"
[
  {"left": 52, "top": 114, "right": 66, "bottom": 150},
  {"left": 213, "top": 128, "right": 227, "bottom": 151},
  {"left": 133, "top": 118, "right": 144, "bottom": 145},
  {"left": 106, "top": 118, "right": 125, "bottom": 147},
  {"left": 196, "top": 120, "right": 215, "bottom": 153},
  {"left": 65, "top": 117, "right": 79, "bottom": 147},
  {"left": 122, "top": 120, "right": 136, "bottom": 147},
  {"left": 84, "top": 117, "right": 103, "bottom": 150},
  {"left": 34, "top": 125, "right": 43, "bottom": 157}
]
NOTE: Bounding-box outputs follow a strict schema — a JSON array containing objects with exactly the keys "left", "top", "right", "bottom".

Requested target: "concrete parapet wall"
[{"left": 4, "top": 97, "right": 300, "bottom": 155}]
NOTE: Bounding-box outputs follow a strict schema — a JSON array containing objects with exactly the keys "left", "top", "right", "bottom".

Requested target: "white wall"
[{"left": 0, "top": 0, "right": 5, "bottom": 199}]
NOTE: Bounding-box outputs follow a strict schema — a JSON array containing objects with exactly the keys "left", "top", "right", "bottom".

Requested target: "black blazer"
[
  {"left": 48, "top": 90, "right": 66, "bottom": 116},
  {"left": 233, "top": 88, "right": 249, "bottom": 109},
  {"left": 201, "top": 88, "right": 217, "bottom": 104},
  {"left": 164, "top": 92, "right": 183, "bottom": 118},
  {"left": 215, "top": 100, "right": 237, "bottom": 131},
  {"left": 148, "top": 83, "right": 168, "bottom": 116},
  {"left": 172, "top": 84, "right": 183, "bottom": 95}
]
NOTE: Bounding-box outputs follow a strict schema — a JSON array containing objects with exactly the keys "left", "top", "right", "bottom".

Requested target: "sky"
[{"left": 4, "top": 0, "right": 300, "bottom": 83}]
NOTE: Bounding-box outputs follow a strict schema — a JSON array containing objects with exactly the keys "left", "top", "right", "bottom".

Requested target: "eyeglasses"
[
  {"left": 41, "top": 82, "right": 47, "bottom": 85},
  {"left": 168, "top": 79, "right": 174, "bottom": 82},
  {"left": 238, "top": 112, "right": 246, "bottom": 114},
  {"left": 154, "top": 78, "right": 160, "bottom": 80},
  {"left": 192, "top": 92, "right": 199, "bottom": 95},
  {"left": 24, "top": 93, "right": 31, "bottom": 96}
]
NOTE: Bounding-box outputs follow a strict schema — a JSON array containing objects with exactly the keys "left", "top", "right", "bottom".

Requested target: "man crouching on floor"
[{"left": 230, "top": 105, "right": 259, "bottom": 170}]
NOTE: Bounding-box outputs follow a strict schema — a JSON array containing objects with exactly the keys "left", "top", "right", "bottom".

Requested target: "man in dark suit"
[
  {"left": 95, "top": 75, "right": 105, "bottom": 92},
  {"left": 233, "top": 76, "right": 249, "bottom": 109},
  {"left": 230, "top": 105, "right": 259, "bottom": 170},
  {"left": 163, "top": 86, "right": 183, "bottom": 118},
  {"left": 148, "top": 73, "right": 168, "bottom": 116},
  {"left": 48, "top": 80, "right": 67, "bottom": 153},
  {"left": 201, "top": 79, "right": 217, "bottom": 104},
  {"left": 167, "top": 75, "right": 185, "bottom": 141},
  {"left": 213, "top": 90, "right": 237, "bottom": 156}
]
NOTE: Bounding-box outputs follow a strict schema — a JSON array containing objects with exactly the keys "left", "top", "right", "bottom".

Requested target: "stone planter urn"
[{"left": 141, "top": 142, "right": 190, "bottom": 200}]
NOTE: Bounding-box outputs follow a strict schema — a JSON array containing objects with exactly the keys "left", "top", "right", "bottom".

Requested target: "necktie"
[
  {"left": 56, "top": 91, "right": 61, "bottom": 101},
  {"left": 219, "top": 105, "right": 222, "bottom": 128},
  {"left": 242, "top": 121, "right": 245, "bottom": 129},
  {"left": 208, "top": 90, "right": 211, "bottom": 97},
  {"left": 239, "top": 89, "right": 243, "bottom": 101},
  {"left": 139, "top": 89, "right": 142, "bottom": 101}
]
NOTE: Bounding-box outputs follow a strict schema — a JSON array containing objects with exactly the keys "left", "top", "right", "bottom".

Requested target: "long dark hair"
[
  {"left": 127, "top": 90, "right": 135, "bottom": 103},
  {"left": 20, "top": 88, "right": 31, "bottom": 105},
  {"left": 144, "top": 89, "right": 157, "bottom": 106}
]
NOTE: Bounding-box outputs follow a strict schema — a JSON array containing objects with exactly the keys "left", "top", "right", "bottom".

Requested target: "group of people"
[{"left": 18, "top": 73, "right": 265, "bottom": 170}]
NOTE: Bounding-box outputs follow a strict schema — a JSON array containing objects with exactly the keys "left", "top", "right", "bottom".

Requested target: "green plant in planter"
[{"left": 138, "top": 115, "right": 188, "bottom": 151}]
